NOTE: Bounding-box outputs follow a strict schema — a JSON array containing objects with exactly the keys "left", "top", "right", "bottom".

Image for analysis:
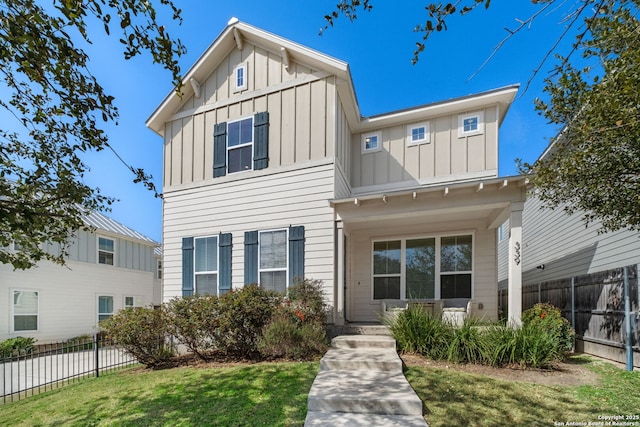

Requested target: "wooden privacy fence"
[{"left": 499, "top": 264, "right": 639, "bottom": 356}]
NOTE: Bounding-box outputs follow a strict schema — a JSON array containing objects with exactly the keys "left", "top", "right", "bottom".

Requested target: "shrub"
[
  {"left": 514, "top": 322, "right": 562, "bottom": 368},
  {"left": 64, "top": 334, "right": 95, "bottom": 352},
  {"left": 480, "top": 325, "right": 518, "bottom": 366},
  {"left": 522, "top": 303, "right": 575, "bottom": 354},
  {"left": 101, "top": 306, "right": 175, "bottom": 369},
  {"left": 287, "top": 278, "right": 327, "bottom": 324},
  {"left": 386, "top": 305, "right": 452, "bottom": 359},
  {"left": 0, "top": 337, "right": 36, "bottom": 358},
  {"left": 258, "top": 309, "right": 328, "bottom": 360},
  {"left": 216, "top": 285, "right": 282, "bottom": 357},
  {"left": 447, "top": 318, "right": 486, "bottom": 364},
  {"left": 166, "top": 295, "right": 220, "bottom": 360}
]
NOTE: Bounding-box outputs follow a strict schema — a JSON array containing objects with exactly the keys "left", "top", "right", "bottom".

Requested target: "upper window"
[
  {"left": 98, "top": 237, "right": 115, "bottom": 265},
  {"left": 194, "top": 236, "right": 218, "bottom": 295},
  {"left": 407, "top": 122, "right": 430, "bottom": 145},
  {"left": 13, "top": 289, "right": 38, "bottom": 332},
  {"left": 458, "top": 111, "right": 484, "bottom": 137},
  {"left": 234, "top": 63, "right": 248, "bottom": 92},
  {"left": 372, "top": 234, "right": 472, "bottom": 300},
  {"left": 362, "top": 132, "right": 381, "bottom": 153},
  {"left": 98, "top": 295, "right": 114, "bottom": 322},
  {"left": 227, "top": 117, "right": 254, "bottom": 174},
  {"left": 259, "top": 229, "right": 288, "bottom": 293}
]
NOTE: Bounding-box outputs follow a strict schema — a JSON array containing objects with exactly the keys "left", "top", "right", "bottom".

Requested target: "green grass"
[
  {"left": 405, "top": 355, "right": 640, "bottom": 427},
  {"left": 1, "top": 362, "right": 319, "bottom": 427}
]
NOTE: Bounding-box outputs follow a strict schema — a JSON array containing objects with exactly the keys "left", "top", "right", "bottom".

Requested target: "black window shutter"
[
  {"left": 219, "top": 233, "right": 232, "bottom": 295},
  {"left": 288, "top": 225, "right": 305, "bottom": 286},
  {"left": 244, "top": 230, "right": 259, "bottom": 284},
  {"left": 253, "top": 112, "right": 269, "bottom": 170},
  {"left": 213, "top": 122, "right": 227, "bottom": 177},
  {"left": 181, "top": 237, "right": 194, "bottom": 297}
]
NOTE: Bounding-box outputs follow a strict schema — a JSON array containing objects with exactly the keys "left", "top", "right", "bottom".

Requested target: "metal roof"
[{"left": 82, "top": 211, "right": 158, "bottom": 246}]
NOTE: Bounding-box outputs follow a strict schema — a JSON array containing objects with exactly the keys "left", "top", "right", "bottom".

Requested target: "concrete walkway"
[{"left": 305, "top": 334, "right": 428, "bottom": 426}]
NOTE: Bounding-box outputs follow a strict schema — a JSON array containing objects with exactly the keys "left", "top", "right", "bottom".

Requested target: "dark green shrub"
[
  {"left": 480, "top": 325, "right": 518, "bottom": 366},
  {"left": 101, "top": 306, "right": 174, "bottom": 369},
  {"left": 386, "top": 305, "right": 452, "bottom": 359},
  {"left": 216, "top": 285, "right": 282, "bottom": 357},
  {"left": 447, "top": 318, "right": 486, "bottom": 364},
  {"left": 0, "top": 337, "right": 36, "bottom": 358},
  {"left": 258, "top": 309, "right": 328, "bottom": 360},
  {"left": 287, "top": 278, "right": 327, "bottom": 324},
  {"left": 523, "top": 303, "right": 575, "bottom": 354},
  {"left": 166, "top": 295, "right": 220, "bottom": 360},
  {"left": 515, "top": 322, "right": 562, "bottom": 368}
]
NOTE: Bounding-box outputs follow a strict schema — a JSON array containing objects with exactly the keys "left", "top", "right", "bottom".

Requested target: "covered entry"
[{"left": 331, "top": 176, "right": 527, "bottom": 325}]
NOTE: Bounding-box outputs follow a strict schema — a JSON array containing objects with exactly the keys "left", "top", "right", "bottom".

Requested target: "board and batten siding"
[
  {"left": 63, "top": 229, "right": 155, "bottom": 273},
  {"left": 351, "top": 106, "right": 498, "bottom": 191},
  {"left": 348, "top": 220, "right": 498, "bottom": 322},
  {"left": 163, "top": 43, "right": 337, "bottom": 188},
  {"left": 162, "top": 162, "right": 337, "bottom": 314},
  {"left": 498, "top": 195, "right": 640, "bottom": 287},
  {"left": 0, "top": 260, "right": 154, "bottom": 342}
]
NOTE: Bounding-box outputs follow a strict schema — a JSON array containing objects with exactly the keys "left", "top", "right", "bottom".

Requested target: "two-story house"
[
  {"left": 0, "top": 212, "right": 159, "bottom": 342},
  {"left": 147, "top": 19, "right": 528, "bottom": 326}
]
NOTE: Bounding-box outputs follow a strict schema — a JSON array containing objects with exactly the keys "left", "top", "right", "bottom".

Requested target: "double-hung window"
[
  {"left": 98, "top": 295, "right": 114, "bottom": 322},
  {"left": 440, "top": 235, "right": 472, "bottom": 299},
  {"left": 372, "top": 234, "right": 472, "bottom": 300},
  {"left": 213, "top": 112, "right": 269, "bottom": 178},
  {"left": 194, "top": 236, "right": 218, "bottom": 295},
  {"left": 98, "top": 237, "right": 115, "bottom": 265},
  {"left": 227, "top": 117, "right": 254, "bottom": 173},
  {"left": 13, "top": 289, "right": 38, "bottom": 332},
  {"left": 259, "top": 229, "right": 288, "bottom": 293}
]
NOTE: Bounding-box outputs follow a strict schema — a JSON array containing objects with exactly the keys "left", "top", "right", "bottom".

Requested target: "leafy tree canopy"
[
  {"left": 0, "top": 0, "right": 185, "bottom": 269},
  {"left": 325, "top": 0, "right": 640, "bottom": 233}
]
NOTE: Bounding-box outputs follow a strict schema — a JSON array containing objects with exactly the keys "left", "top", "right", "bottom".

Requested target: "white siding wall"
[
  {"left": 0, "top": 260, "right": 154, "bottom": 342},
  {"left": 347, "top": 220, "right": 497, "bottom": 322},
  {"left": 498, "top": 195, "right": 640, "bottom": 286},
  {"left": 162, "top": 162, "right": 337, "bottom": 315}
]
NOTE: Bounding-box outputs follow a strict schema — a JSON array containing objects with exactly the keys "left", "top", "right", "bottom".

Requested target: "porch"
[{"left": 330, "top": 176, "right": 528, "bottom": 327}]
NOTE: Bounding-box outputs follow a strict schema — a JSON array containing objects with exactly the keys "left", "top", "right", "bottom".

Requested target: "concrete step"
[
  {"left": 331, "top": 334, "right": 396, "bottom": 350},
  {"left": 342, "top": 324, "right": 392, "bottom": 336},
  {"left": 307, "top": 369, "right": 424, "bottom": 416},
  {"left": 304, "top": 411, "right": 429, "bottom": 426},
  {"left": 320, "top": 347, "right": 402, "bottom": 372}
]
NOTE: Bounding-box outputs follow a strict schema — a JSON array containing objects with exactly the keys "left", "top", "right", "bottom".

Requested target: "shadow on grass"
[
  {"left": 23, "top": 363, "right": 318, "bottom": 427},
  {"left": 405, "top": 366, "right": 598, "bottom": 427}
]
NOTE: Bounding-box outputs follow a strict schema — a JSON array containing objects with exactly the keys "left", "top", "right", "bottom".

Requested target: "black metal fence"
[{"left": 1, "top": 335, "right": 136, "bottom": 404}]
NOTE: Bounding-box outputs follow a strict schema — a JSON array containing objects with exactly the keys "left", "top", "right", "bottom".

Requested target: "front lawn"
[
  {"left": 405, "top": 355, "right": 640, "bottom": 427},
  {"left": 2, "top": 362, "right": 319, "bottom": 427}
]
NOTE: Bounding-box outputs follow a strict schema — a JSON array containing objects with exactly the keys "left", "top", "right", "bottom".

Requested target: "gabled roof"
[
  {"left": 146, "top": 19, "right": 519, "bottom": 136},
  {"left": 146, "top": 18, "right": 355, "bottom": 136},
  {"left": 83, "top": 211, "right": 158, "bottom": 246}
]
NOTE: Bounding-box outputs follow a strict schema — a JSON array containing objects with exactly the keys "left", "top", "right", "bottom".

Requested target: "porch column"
[
  {"left": 334, "top": 220, "right": 345, "bottom": 326},
  {"left": 508, "top": 202, "right": 524, "bottom": 327}
]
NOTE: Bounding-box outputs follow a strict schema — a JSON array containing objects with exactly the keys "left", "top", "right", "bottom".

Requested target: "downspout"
[{"left": 623, "top": 266, "right": 633, "bottom": 371}]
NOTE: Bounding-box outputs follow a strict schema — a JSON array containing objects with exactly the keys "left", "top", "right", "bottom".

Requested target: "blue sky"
[{"left": 76, "top": 0, "right": 580, "bottom": 242}]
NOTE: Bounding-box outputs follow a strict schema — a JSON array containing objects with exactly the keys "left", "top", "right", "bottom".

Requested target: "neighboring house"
[
  {"left": 497, "top": 154, "right": 640, "bottom": 366},
  {"left": 0, "top": 212, "right": 159, "bottom": 343},
  {"left": 146, "top": 19, "right": 528, "bottom": 326}
]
